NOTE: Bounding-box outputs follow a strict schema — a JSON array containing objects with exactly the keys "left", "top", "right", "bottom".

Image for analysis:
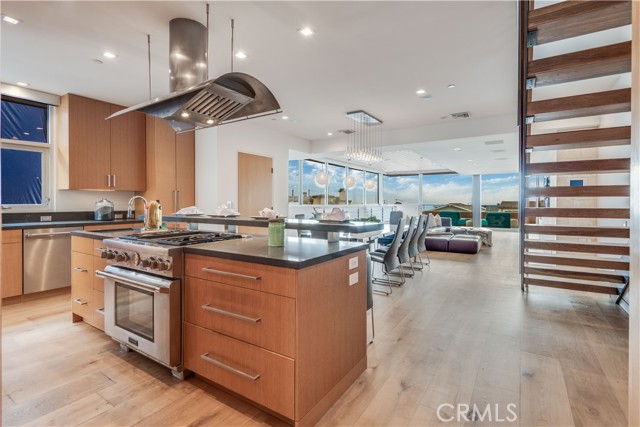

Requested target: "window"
[
  {"left": 347, "top": 169, "right": 364, "bottom": 205},
  {"left": 302, "top": 160, "right": 326, "bottom": 205},
  {"left": 1, "top": 97, "right": 50, "bottom": 208},
  {"left": 365, "top": 172, "right": 379, "bottom": 204},
  {"left": 288, "top": 160, "right": 300, "bottom": 204},
  {"left": 383, "top": 174, "right": 419, "bottom": 204},
  {"left": 421, "top": 173, "right": 472, "bottom": 211},
  {"left": 481, "top": 173, "right": 519, "bottom": 212},
  {"left": 327, "top": 163, "right": 346, "bottom": 205}
]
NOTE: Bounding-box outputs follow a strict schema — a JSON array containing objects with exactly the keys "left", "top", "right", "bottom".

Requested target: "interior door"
[{"left": 238, "top": 152, "right": 273, "bottom": 235}]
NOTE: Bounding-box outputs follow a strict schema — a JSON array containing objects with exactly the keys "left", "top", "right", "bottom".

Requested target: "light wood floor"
[{"left": 2, "top": 231, "right": 629, "bottom": 426}]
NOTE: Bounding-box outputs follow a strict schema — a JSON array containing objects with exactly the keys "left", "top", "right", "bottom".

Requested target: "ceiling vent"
[
  {"left": 484, "top": 140, "right": 504, "bottom": 145},
  {"left": 338, "top": 129, "right": 356, "bottom": 135},
  {"left": 450, "top": 111, "right": 471, "bottom": 119}
]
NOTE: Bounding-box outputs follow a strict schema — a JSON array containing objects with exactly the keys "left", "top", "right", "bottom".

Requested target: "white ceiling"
[{"left": 1, "top": 1, "right": 520, "bottom": 175}]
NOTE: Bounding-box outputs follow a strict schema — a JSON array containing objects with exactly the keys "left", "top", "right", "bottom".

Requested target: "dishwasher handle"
[{"left": 24, "top": 231, "right": 73, "bottom": 238}]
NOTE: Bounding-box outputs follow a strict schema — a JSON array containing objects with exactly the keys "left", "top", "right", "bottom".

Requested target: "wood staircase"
[{"left": 519, "top": 0, "right": 631, "bottom": 298}]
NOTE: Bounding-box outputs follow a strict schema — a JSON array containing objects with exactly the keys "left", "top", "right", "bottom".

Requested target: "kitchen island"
[{"left": 182, "top": 236, "right": 368, "bottom": 426}]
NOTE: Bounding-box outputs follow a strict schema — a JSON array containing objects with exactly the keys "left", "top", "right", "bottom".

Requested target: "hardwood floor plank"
[
  {"left": 520, "top": 352, "right": 575, "bottom": 427},
  {"left": 563, "top": 369, "right": 628, "bottom": 427},
  {"left": 26, "top": 393, "right": 114, "bottom": 427}
]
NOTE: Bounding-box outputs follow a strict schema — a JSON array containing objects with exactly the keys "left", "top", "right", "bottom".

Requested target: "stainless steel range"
[{"left": 96, "top": 230, "right": 243, "bottom": 379}]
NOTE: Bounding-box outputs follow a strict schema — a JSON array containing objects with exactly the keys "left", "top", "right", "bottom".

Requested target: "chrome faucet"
[{"left": 127, "top": 196, "right": 148, "bottom": 219}]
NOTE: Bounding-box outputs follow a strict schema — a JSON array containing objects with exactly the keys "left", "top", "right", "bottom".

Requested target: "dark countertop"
[
  {"left": 185, "top": 236, "right": 368, "bottom": 269},
  {"left": 163, "top": 215, "right": 384, "bottom": 233},
  {"left": 3, "top": 219, "right": 142, "bottom": 231}
]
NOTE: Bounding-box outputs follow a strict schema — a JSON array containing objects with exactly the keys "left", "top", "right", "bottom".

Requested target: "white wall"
[{"left": 195, "top": 121, "right": 311, "bottom": 215}]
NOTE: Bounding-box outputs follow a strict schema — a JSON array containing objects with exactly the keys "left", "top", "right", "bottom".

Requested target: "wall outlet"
[
  {"left": 349, "top": 272, "right": 358, "bottom": 286},
  {"left": 40, "top": 215, "right": 52, "bottom": 222},
  {"left": 115, "top": 213, "right": 123, "bottom": 220},
  {"left": 349, "top": 257, "right": 358, "bottom": 270}
]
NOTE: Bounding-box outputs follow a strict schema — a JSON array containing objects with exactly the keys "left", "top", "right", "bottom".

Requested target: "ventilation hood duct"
[{"left": 108, "top": 18, "right": 280, "bottom": 133}]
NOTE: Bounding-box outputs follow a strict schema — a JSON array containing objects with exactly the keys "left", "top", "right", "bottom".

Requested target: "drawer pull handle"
[
  {"left": 201, "top": 268, "right": 261, "bottom": 281},
  {"left": 200, "top": 353, "right": 260, "bottom": 381},
  {"left": 73, "top": 299, "right": 88, "bottom": 305},
  {"left": 74, "top": 267, "right": 88, "bottom": 273},
  {"left": 95, "top": 308, "right": 105, "bottom": 315},
  {"left": 202, "top": 304, "right": 262, "bottom": 323}
]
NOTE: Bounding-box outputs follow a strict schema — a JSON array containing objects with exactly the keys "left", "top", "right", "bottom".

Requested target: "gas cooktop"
[{"left": 119, "top": 230, "right": 243, "bottom": 246}]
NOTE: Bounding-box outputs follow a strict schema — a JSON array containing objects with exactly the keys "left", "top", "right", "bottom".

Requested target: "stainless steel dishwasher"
[{"left": 23, "top": 227, "right": 83, "bottom": 294}]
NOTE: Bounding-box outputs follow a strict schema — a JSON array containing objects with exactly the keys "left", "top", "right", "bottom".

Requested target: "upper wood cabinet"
[
  {"left": 142, "top": 116, "right": 195, "bottom": 213},
  {"left": 57, "top": 94, "right": 146, "bottom": 191}
]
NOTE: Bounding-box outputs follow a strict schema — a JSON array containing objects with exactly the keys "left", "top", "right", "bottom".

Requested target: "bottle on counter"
[
  {"left": 145, "top": 200, "right": 163, "bottom": 230},
  {"left": 268, "top": 217, "right": 285, "bottom": 247}
]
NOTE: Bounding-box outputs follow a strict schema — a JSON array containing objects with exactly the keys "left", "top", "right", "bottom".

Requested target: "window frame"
[{"left": 1, "top": 98, "right": 52, "bottom": 211}]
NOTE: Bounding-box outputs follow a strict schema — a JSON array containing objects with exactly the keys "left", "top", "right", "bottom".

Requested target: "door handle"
[{"left": 107, "top": 174, "right": 111, "bottom": 187}]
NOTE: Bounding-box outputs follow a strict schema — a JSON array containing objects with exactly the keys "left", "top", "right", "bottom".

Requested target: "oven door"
[{"left": 98, "top": 265, "right": 181, "bottom": 369}]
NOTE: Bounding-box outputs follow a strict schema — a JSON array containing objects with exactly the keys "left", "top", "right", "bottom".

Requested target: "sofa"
[
  {"left": 437, "top": 211, "right": 468, "bottom": 227},
  {"left": 425, "top": 234, "right": 482, "bottom": 254},
  {"left": 485, "top": 212, "right": 511, "bottom": 228}
]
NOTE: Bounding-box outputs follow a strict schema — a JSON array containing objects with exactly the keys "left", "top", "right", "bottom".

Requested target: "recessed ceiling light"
[
  {"left": 16, "top": 82, "right": 29, "bottom": 87},
  {"left": 181, "top": 111, "right": 189, "bottom": 118},
  {"left": 235, "top": 51, "right": 247, "bottom": 59},
  {"left": 102, "top": 51, "right": 117, "bottom": 59},
  {"left": 2, "top": 15, "right": 19, "bottom": 25},
  {"left": 298, "top": 27, "right": 314, "bottom": 37},
  {"left": 467, "top": 159, "right": 473, "bottom": 162},
  {"left": 447, "top": 84, "right": 456, "bottom": 89},
  {"left": 206, "top": 119, "right": 214, "bottom": 125},
  {"left": 416, "top": 89, "right": 427, "bottom": 95},
  {"left": 453, "top": 148, "right": 462, "bottom": 151},
  {"left": 282, "top": 116, "right": 289, "bottom": 120},
  {"left": 327, "top": 132, "right": 333, "bottom": 136}
]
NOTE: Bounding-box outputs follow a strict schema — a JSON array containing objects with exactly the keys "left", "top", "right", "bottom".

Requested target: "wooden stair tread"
[
  {"left": 528, "top": 1, "right": 631, "bottom": 45},
  {"left": 524, "top": 207, "right": 630, "bottom": 219},
  {"left": 528, "top": 41, "right": 631, "bottom": 87},
  {"left": 524, "top": 224, "right": 629, "bottom": 238},
  {"left": 525, "top": 185, "right": 630, "bottom": 198},
  {"left": 525, "top": 158, "right": 629, "bottom": 175},
  {"left": 524, "top": 239, "right": 629, "bottom": 256},
  {"left": 526, "top": 126, "right": 631, "bottom": 151},
  {"left": 527, "top": 88, "right": 630, "bottom": 122},
  {"left": 523, "top": 277, "right": 620, "bottom": 295},
  {"left": 524, "top": 266, "right": 627, "bottom": 284},
  {"left": 524, "top": 253, "right": 629, "bottom": 271}
]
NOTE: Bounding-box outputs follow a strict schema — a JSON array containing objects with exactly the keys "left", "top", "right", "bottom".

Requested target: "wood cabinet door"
[
  {"left": 109, "top": 104, "right": 146, "bottom": 191},
  {"left": 2, "top": 231, "right": 23, "bottom": 298},
  {"left": 67, "top": 95, "right": 111, "bottom": 190},
  {"left": 175, "top": 131, "right": 195, "bottom": 211},
  {"left": 144, "top": 117, "right": 176, "bottom": 213},
  {"left": 238, "top": 152, "right": 272, "bottom": 235}
]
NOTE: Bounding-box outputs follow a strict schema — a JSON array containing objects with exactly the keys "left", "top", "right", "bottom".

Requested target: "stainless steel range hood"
[{"left": 108, "top": 18, "right": 280, "bottom": 133}]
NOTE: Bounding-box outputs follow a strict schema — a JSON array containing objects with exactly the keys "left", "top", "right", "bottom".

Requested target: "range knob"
[
  {"left": 140, "top": 258, "right": 150, "bottom": 268},
  {"left": 100, "top": 250, "right": 108, "bottom": 259},
  {"left": 106, "top": 250, "right": 116, "bottom": 260},
  {"left": 157, "top": 260, "right": 169, "bottom": 271},
  {"left": 116, "top": 252, "right": 129, "bottom": 262},
  {"left": 150, "top": 259, "right": 159, "bottom": 270},
  {"left": 132, "top": 252, "right": 141, "bottom": 266}
]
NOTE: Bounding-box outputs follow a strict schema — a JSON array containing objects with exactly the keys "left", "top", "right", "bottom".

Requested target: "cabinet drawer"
[
  {"left": 184, "top": 323, "right": 294, "bottom": 418},
  {"left": 90, "top": 290, "right": 105, "bottom": 331},
  {"left": 71, "top": 236, "right": 94, "bottom": 255},
  {"left": 3, "top": 229, "right": 22, "bottom": 244},
  {"left": 71, "top": 252, "right": 93, "bottom": 318},
  {"left": 185, "top": 254, "right": 296, "bottom": 298},
  {"left": 93, "top": 256, "right": 108, "bottom": 292},
  {"left": 185, "top": 277, "right": 295, "bottom": 358}
]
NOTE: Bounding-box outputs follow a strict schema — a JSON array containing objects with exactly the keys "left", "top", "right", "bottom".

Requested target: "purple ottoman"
[
  {"left": 448, "top": 235, "right": 482, "bottom": 254},
  {"left": 425, "top": 235, "right": 452, "bottom": 252}
]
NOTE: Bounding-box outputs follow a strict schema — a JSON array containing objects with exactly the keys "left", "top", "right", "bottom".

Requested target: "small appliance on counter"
[{"left": 94, "top": 198, "right": 115, "bottom": 221}]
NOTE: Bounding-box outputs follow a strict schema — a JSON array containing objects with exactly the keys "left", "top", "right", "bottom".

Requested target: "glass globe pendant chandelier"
[{"left": 344, "top": 110, "right": 383, "bottom": 164}]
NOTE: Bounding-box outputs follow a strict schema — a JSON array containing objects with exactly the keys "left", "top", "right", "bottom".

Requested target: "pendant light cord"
[
  {"left": 206, "top": 3, "right": 210, "bottom": 79},
  {"left": 147, "top": 34, "right": 151, "bottom": 99},
  {"left": 231, "top": 18, "right": 235, "bottom": 72}
]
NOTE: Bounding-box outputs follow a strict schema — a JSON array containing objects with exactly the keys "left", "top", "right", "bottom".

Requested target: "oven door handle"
[{"left": 96, "top": 270, "right": 170, "bottom": 294}]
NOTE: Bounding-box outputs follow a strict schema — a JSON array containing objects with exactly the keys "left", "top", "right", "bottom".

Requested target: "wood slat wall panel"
[
  {"left": 525, "top": 207, "right": 630, "bottom": 218},
  {"left": 524, "top": 240, "right": 630, "bottom": 255},
  {"left": 525, "top": 185, "right": 630, "bottom": 198},
  {"left": 528, "top": 0, "right": 631, "bottom": 45},
  {"left": 526, "top": 126, "right": 631, "bottom": 151},
  {"left": 524, "top": 253, "right": 629, "bottom": 271},
  {"left": 527, "top": 88, "right": 631, "bottom": 122},
  {"left": 525, "top": 158, "right": 630, "bottom": 175},
  {"left": 524, "top": 266, "right": 627, "bottom": 284},
  {"left": 528, "top": 41, "right": 631, "bottom": 86},
  {"left": 524, "top": 224, "right": 630, "bottom": 238},
  {"left": 523, "top": 278, "right": 619, "bottom": 295}
]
